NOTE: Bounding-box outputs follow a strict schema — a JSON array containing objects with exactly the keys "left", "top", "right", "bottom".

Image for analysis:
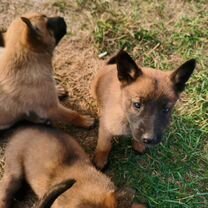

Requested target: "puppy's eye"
[
  {"left": 162, "top": 107, "right": 170, "bottom": 113},
  {"left": 133, "top": 102, "right": 141, "bottom": 109}
]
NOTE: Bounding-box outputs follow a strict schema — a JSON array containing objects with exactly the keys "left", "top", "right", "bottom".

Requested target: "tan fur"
[
  {"left": 0, "top": 125, "right": 117, "bottom": 208},
  {"left": 92, "top": 51, "right": 195, "bottom": 169},
  {"left": 92, "top": 65, "right": 174, "bottom": 169},
  {"left": 0, "top": 13, "right": 94, "bottom": 130}
]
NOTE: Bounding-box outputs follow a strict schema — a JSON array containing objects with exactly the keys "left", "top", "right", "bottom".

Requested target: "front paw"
[
  {"left": 132, "top": 140, "right": 146, "bottom": 154},
  {"left": 93, "top": 151, "right": 108, "bottom": 170},
  {"left": 79, "top": 115, "right": 95, "bottom": 129}
]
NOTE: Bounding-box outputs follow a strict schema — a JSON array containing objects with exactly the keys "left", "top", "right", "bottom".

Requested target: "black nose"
[
  {"left": 142, "top": 138, "right": 154, "bottom": 144},
  {"left": 47, "top": 17, "right": 67, "bottom": 44}
]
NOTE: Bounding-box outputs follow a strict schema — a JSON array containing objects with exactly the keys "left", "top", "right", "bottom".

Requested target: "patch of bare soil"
[{"left": 0, "top": 0, "right": 135, "bottom": 207}]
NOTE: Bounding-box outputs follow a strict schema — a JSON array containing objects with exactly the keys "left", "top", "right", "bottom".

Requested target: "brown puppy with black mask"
[
  {"left": 0, "top": 12, "right": 94, "bottom": 130},
  {"left": 92, "top": 50, "right": 196, "bottom": 169}
]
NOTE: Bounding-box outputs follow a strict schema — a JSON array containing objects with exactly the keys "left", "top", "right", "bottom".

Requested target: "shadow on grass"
[{"left": 108, "top": 114, "right": 208, "bottom": 208}]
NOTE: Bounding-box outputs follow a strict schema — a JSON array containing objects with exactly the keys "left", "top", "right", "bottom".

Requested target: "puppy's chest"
[{"left": 104, "top": 109, "right": 131, "bottom": 136}]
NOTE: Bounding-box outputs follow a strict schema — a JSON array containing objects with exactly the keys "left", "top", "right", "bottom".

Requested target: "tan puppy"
[
  {"left": 92, "top": 50, "right": 196, "bottom": 169},
  {"left": 0, "top": 29, "right": 68, "bottom": 101},
  {"left": 0, "top": 124, "right": 117, "bottom": 208},
  {"left": 0, "top": 13, "right": 94, "bottom": 130}
]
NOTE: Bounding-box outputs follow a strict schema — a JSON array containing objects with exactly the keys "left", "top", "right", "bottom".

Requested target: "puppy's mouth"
[
  {"left": 133, "top": 135, "right": 162, "bottom": 146},
  {"left": 47, "top": 17, "right": 67, "bottom": 44}
]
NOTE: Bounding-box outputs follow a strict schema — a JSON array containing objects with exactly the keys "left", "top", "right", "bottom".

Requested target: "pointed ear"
[
  {"left": 36, "top": 179, "right": 76, "bottom": 208},
  {"left": 104, "top": 191, "right": 117, "bottom": 208},
  {"left": 108, "top": 50, "right": 142, "bottom": 85},
  {"left": 170, "top": 59, "right": 196, "bottom": 93},
  {"left": 0, "top": 29, "right": 6, "bottom": 47},
  {"left": 21, "top": 17, "right": 39, "bottom": 38}
]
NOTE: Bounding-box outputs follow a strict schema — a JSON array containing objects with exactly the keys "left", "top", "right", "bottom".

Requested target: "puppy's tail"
[{"left": 36, "top": 179, "right": 76, "bottom": 208}]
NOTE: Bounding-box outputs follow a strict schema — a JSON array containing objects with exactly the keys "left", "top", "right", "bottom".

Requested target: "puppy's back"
[
  {"left": 6, "top": 125, "right": 89, "bottom": 165},
  {"left": 3, "top": 124, "right": 90, "bottom": 197}
]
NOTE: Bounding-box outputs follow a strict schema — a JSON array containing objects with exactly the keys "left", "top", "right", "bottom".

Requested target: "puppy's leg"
[
  {"left": 0, "top": 163, "right": 23, "bottom": 208},
  {"left": 94, "top": 120, "right": 113, "bottom": 169},
  {"left": 48, "top": 103, "right": 95, "bottom": 128}
]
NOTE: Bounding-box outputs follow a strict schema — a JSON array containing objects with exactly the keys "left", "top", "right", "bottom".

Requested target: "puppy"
[
  {"left": 0, "top": 12, "right": 94, "bottom": 130},
  {"left": 0, "top": 29, "right": 68, "bottom": 101},
  {"left": 92, "top": 50, "right": 196, "bottom": 169},
  {"left": 0, "top": 124, "right": 117, "bottom": 208}
]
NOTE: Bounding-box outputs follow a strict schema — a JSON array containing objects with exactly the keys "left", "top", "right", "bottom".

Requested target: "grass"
[
  {"left": 76, "top": 0, "right": 208, "bottom": 207},
  {"left": 52, "top": 0, "right": 68, "bottom": 12}
]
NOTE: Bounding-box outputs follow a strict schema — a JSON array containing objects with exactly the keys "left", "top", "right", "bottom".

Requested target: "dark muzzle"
[{"left": 47, "top": 17, "right": 67, "bottom": 44}]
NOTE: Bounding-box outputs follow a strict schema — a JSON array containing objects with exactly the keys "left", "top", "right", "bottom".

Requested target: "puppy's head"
[
  {"left": 108, "top": 50, "right": 196, "bottom": 147},
  {"left": 78, "top": 191, "right": 117, "bottom": 208},
  {"left": 5, "top": 12, "right": 66, "bottom": 52},
  {"left": 55, "top": 175, "right": 117, "bottom": 208}
]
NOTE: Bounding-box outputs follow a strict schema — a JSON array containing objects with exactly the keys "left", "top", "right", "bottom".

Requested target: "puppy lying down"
[{"left": 0, "top": 125, "right": 117, "bottom": 208}]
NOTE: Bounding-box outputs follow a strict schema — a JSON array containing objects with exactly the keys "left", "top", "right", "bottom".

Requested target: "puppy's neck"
[{"left": 1, "top": 45, "right": 53, "bottom": 75}]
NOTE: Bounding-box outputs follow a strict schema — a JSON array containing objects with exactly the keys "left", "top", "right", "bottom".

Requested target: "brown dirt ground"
[{"left": 0, "top": 0, "right": 135, "bottom": 207}]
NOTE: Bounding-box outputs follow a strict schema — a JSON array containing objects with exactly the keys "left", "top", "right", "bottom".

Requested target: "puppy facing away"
[
  {"left": 0, "top": 12, "right": 94, "bottom": 130},
  {"left": 0, "top": 29, "right": 68, "bottom": 101},
  {"left": 92, "top": 50, "right": 196, "bottom": 169},
  {"left": 0, "top": 124, "right": 117, "bottom": 208}
]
